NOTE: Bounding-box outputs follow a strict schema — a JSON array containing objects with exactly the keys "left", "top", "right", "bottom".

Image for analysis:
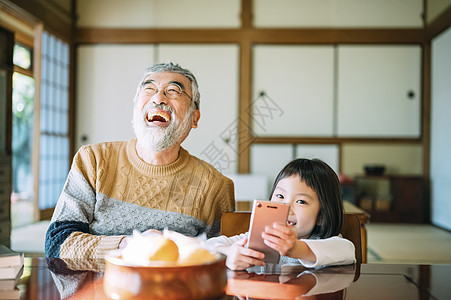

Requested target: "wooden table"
[{"left": 12, "top": 257, "right": 450, "bottom": 299}]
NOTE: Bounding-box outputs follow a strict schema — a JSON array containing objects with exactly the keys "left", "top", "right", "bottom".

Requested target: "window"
[
  {"left": 38, "top": 31, "right": 70, "bottom": 212},
  {"left": 11, "top": 29, "right": 71, "bottom": 227},
  {"left": 13, "top": 44, "right": 32, "bottom": 69},
  {"left": 11, "top": 43, "right": 35, "bottom": 228}
]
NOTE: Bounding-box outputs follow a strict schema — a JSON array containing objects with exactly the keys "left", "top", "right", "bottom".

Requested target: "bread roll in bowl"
[
  {"left": 104, "top": 231, "right": 226, "bottom": 299},
  {"left": 122, "top": 235, "right": 179, "bottom": 265}
]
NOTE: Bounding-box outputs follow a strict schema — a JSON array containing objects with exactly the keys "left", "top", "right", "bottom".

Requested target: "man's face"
[{"left": 132, "top": 72, "right": 199, "bottom": 151}]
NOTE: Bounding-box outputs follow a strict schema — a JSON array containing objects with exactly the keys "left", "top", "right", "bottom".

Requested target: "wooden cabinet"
[{"left": 354, "top": 175, "right": 427, "bottom": 223}]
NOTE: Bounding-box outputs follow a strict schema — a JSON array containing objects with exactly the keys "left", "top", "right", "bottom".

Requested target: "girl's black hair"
[{"left": 269, "top": 158, "right": 343, "bottom": 239}]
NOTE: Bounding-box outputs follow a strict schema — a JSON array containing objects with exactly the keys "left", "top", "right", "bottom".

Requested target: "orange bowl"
[{"left": 103, "top": 250, "right": 227, "bottom": 300}]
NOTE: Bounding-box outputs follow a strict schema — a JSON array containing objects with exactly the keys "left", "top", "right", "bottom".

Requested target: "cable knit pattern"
[{"left": 45, "top": 139, "right": 235, "bottom": 259}]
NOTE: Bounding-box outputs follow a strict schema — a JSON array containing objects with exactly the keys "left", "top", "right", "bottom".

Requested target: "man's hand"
[{"left": 119, "top": 236, "right": 129, "bottom": 249}]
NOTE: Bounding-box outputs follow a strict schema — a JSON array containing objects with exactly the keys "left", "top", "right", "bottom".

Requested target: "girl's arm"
[
  {"left": 299, "top": 236, "right": 356, "bottom": 268},
  {"left": 262, "top": 223, "right": 356, "bottom": 268},
  {"left": 285, "top": 240, "right": 317, "bottom": 262},
  {"left": 205, "top": 233, "right": 265, "bottom": 270}
]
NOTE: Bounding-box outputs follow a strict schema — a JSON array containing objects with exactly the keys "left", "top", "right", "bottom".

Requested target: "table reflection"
[
  {"left": 46, "top": 258, "right": 105, "bottom": 299},
  {"left": 45, "top": 258, "right": 359, "bottom": 299},
  {"left": 226, "top": 263, "right": 359, "bottom": 299},
  {"left": 16, "top": 258, "right": 448, "bottom": 300}
]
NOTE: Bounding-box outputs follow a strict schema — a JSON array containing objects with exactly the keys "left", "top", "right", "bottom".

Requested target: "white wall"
[
  {"left": 157, "top": 44, "right": 240, "bottom": 173},
  {"left": 74, "top": 0, "right": 445, "bottom": 206},
  {"left": 76, "top": 44, "right": 240, "bottom": 173},
  {"left": 77, "top": 0, "right": 241, "bottom": 28},
  {"left": 76, "top": 45, "right": 155, "bottom": 150},
  {"left": 254, "top": 0, "right": 422, "bottom": 27},
  {"left": 430, "top": 26, "right": 451, "bottom": 231},
  {"left": 427, "top": 0, "right": 451, "bottom": 23}
]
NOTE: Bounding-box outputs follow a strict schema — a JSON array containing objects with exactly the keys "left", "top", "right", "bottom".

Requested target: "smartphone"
[{"left": 246, "top": 200, "right": 289, "bottom": 263}]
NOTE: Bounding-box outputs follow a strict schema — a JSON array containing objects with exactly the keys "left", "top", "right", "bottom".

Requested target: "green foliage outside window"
[{"left": 12, "top": 71, "right": 34, "bottom": 194}]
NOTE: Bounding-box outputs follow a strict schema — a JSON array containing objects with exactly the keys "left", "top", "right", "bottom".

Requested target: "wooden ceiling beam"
[{"left": 74, "top": 28, "right": 425, "bottom": 45}]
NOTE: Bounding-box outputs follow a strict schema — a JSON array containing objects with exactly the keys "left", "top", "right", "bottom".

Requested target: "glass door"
[{"left": 11, "top": 43, "right": 35, "bottom": 229}]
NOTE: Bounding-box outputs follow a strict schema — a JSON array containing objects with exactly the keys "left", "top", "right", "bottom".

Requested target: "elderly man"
[{"left": 45, "top": 62, "right": 235, "bottom": 259}]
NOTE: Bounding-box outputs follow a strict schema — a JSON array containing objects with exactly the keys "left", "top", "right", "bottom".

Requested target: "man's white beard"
[{"left": 133, "top": 103, "right": 194, "bottom": 152}]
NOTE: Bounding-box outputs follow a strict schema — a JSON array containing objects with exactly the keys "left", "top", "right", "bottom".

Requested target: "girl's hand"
[
  {"left": 262, "top": 222, "right": 298, "bottom": 256},
  {"left": 223, "top": 238, "right": 265, "bottom": 271}
]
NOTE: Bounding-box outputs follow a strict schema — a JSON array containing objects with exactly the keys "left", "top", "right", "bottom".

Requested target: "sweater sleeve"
[
  {"left": 298, "top": 236, "right": 356, "bottom": 268},
  {"left": 45, "top": 146, "right": 125, "bottom": 259},
  {"left": 59, "top": 232, "right": 125, "bottom": 259}
]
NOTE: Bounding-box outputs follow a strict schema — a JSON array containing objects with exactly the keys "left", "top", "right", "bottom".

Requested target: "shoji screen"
[{"left": 38, "top": 31, "right": 70, "bottom": 211}]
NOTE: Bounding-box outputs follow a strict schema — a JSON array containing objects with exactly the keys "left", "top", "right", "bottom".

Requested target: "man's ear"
[{"left": 192, "top": 109, "right": 200, "bottom": 128}]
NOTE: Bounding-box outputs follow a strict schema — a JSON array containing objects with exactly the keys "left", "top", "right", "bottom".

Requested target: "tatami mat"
[
  {"left": 11, "top": 220, "right": 49, "bottom": 256},
  {"left": 366, "top": 223, "right": 451, "bottom": 264}
]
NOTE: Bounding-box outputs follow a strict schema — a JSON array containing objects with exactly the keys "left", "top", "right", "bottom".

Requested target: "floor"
[
  {"left": 11, "top": 220, "right": 49, "bottom": 256},
  {"left": 10, "top": 221, "right": 451, "bottom": 264},
  {"left": 365, "top": 223, "right": 451, "bottom": 264},
  {"left": 11, "top": 196, "right": 34, "bottom": 228}
]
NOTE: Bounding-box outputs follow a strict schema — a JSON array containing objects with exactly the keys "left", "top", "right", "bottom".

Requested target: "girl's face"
[{"left": 271, "top": 175, "right": 321, "bottom": 239}]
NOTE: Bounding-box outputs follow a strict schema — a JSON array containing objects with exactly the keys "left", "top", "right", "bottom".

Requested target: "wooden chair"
[
  {"left": 220, "top": 212, "right": 363, "bottom": 264},
  {"left": 341, "top": 214, "right": 363, "bottom": 264}
]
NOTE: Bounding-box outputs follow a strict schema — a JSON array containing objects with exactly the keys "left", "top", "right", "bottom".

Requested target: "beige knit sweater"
[{"left": 45, "top": 139, "right": 235, "bottom": 259}]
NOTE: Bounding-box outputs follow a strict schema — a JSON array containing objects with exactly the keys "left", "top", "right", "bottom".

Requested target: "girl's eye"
[
  {"left": 296, "top": 199, "right": 307, "bottom": 205},
  {"left": 273, "top": 194, "right": 284, "bottom": 201}
]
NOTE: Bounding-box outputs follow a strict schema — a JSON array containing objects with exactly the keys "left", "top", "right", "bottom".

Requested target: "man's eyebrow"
[
  {"left": 141, "top": 80, "right": 186, "bottom": 89},
  {"left": 169, "top": 81, "right": 185, "bottom": 89},
  {"left": 141, "top": 79, "right": 155, "bottom": 87}
]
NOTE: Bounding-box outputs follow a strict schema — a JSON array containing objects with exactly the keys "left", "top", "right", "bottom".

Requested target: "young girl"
[{"left": 206, "top": 158, "right": 356, "bottom": 270}]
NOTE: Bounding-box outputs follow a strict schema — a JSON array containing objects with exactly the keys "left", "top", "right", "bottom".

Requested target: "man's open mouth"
[{"left": 146, "top": 111, "right": 171, "bottom": 123}]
